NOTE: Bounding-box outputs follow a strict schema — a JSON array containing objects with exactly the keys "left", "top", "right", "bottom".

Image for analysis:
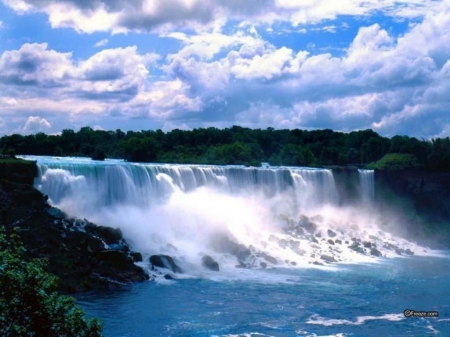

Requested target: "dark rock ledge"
[{"left": 0, "top": 158, "right": 149, "bottom": 293}]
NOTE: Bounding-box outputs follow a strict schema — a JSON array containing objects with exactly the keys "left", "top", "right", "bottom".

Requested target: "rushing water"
[{"left": 22, "top": 156, "right": 450, "bottom": 336}]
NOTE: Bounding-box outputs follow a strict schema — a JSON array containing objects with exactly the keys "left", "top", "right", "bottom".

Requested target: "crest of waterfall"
[
  {"left": 32, "top": 156, "right": 339, "bottom": 217},
  {"left": 358, "top": 169, "right": 375, "bottom": 203}
]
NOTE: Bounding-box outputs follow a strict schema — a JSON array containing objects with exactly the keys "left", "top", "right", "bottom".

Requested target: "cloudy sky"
[{"left": 0, "top": 0, "right": 449, "bottom": 138}]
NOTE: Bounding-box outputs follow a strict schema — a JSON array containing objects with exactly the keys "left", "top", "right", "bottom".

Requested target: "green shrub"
[{"left": 0, "top": 227, "right": 102, "bottom": 337}]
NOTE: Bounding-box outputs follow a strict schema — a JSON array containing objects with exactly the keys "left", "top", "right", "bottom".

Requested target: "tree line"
[{"left": 1, "top": 126, "right": 450, "bottom": 169}]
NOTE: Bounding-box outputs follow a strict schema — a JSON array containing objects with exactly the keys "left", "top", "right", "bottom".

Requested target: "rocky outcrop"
[
  {"left": 201, "top": 255, "right": 220, "bottom": 271},
  {"left": 0, "top": 158, "right": 149, "bottom": 293},
  {"left": 150, "top": 255, "right": 183, "bottom": 273}
]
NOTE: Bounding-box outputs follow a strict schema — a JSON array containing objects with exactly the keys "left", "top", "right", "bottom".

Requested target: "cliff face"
[
  {"left": 0, "top": 158, "right": 149, "bottom": 293},
  {"left": 375, "top": 169, "right": 450, "bottom": 247}
]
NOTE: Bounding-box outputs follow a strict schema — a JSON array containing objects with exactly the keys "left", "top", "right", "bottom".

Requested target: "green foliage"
[
  {"left": 366, "top": 153, "right": 419, "bottom": 170},
  {"left": 0, "top": 227, "right": 102, "bottom": 337},
  {"left": 1, "top": 126, "right": 450, "bottom": 170}
]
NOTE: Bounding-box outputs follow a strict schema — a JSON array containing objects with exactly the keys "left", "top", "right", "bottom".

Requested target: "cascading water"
[
  {"left": 358, "top": 169, "right": 375, "bottom": 204},
  {"left": 25, "top": 156, "right": 431, "bottom": 279}
]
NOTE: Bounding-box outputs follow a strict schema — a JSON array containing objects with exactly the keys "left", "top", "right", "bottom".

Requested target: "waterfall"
[
  {"left": 32, "top": 156, "right": 339, "bottom": 216},
  {"left": 358, "top": 169, "right": 375, "bottom": 203},
  {"left": 22, "top": 156, "right": 427, "bottom": 272}
]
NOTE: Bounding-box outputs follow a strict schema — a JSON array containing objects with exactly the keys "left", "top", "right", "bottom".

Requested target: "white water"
[
  {"left": 24, "top": 156, "right": 433, "bottom": 278},
  {"left": 358, "top": 169, "right": 375, "bottom": 203}
]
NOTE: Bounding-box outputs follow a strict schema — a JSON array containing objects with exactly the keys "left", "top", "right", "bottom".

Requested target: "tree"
[{"left": 0, "top": 227, "right": 102, "bottom": 337}]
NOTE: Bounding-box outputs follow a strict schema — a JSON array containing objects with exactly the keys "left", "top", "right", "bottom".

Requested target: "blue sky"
[{"left": 0, "top": 0, "right": 449, "bottom": 138}]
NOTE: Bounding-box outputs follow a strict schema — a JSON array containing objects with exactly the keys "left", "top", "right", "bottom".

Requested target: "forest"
[{"left": 1, "top": 126, "right": 450, "bottom": 170}]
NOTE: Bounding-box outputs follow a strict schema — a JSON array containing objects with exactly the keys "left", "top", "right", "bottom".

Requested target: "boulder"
[
  {"left": 320, "top": 254, "right": 337, "bottom": 263},
  {"left": 370, "top": 248, "right": 382, "bottom": 257},
  {"left": 98, "top": 250, "right": 132, "bottom": 269},
  {"left": 150, "top": 255, "right": 183, "bottom": 273},
  {"left": 327, "top": 229, "right": 337, "bottom": 238},
  {"left": 262, "top": 253, "right": 278, "bottom": 265},
  {"left": 201, "top": 255, "right": 220, "bottom": 271},
  {"left": 405, "top": 248, "right": 414, "bottom": 256},
  {"left": 327, "top": 239, "right": 335, "bottom": 245},
  {"left": 363, "top": 241, "right": 372, "bottom": 248},
  {"left": 131, "top": 252, "right": 143, "bottom": 262}
]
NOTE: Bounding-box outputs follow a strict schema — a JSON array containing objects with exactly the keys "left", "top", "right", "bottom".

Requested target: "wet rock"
[
  {"left": 150, "top": 255, "right": 183, "bottom": 273},
  {"left": 260, "top": 262, "right": 267, "bottom": 269},
  {"left": 202, "top": 255, "right": 220, "bottom": 271},
  {"left": 363, "top": 241, "right": 372, "bottom": 248},
  {"left": 320, "top": 255, "right": 337, "bottom": 263},
  {"left": 131, "top": 252, "right": 143, "bottom": 262},
  {"left": 85, "top": 237, "right": 106, "bottom": 253},
  {"left": 85, "top": 224, "right": 123, "bottom": 244},
  {"left": 405, "top": 248, "right": 414, "bottom": 256},
  {"left": 98, "top": 250, "right": 132, "bottom": 269},
  {"left": 299, "top": 216, "right": 318, "bottom": 233},
  {"left": 335, "top": 239, "right": 342, "bottom": 245},
  {"left": 327, "top": 239, "right": 335, "bottom": 245},
  {"left": 327, "top": 229, "right": 337, "bottom": 238},
  {"left": 262, "top": 253, "right": 278, "bottom": 265},
  {"left": 313, "top": 261, "right": 323, "bottom": 266},
  {"left": 164, "top": 274, "right": 175, "bottom": 280},
  {"left": 370, "top": 248, "right": 382, "bottom": 257},
  {"left": 349, "top": 243, "right": 365, "bottom": 254}
]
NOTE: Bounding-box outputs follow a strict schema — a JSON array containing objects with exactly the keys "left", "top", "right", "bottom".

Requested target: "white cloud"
[
  {"left": 94, "top": 39, "right": 109, "bottom": 48},
  {"left": 23, "top": 116, "right": 51, "bottom": 132},
  {"left": 2, "top": 0, "right": 440, "bottom": 34},
  {"left": 0, "top": 1, "right": 449, "bottom": 138}
]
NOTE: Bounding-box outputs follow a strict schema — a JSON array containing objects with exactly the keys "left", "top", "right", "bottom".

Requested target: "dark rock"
[
  {"left": 85, "top": 223, "right": 123, "bottom": 244},
  {"left": 150, "top": 255, "right": 183, "bottom": 273},
  {"left": 320, "top": 254, "right": 337, "bottom": 263},
  {"left": 363, "top": 241, "right": 372, "bottom": 248},
  {"left": 349, "top": 243, "right": 365, "bottom": 254},
  {"left": 327, "top": 229, "right": 337, "bottom": 238},
  {"left": 327, "top": 239, "right": 335, "bottom": 245},
  {"left": 164, "top": 274, "right": 175, "bottom": 280},
  {"left": 131, "top": 252, "right": 143, "bottom": 262},
  {"left": 335, "top": 239, "right": 342, "bottom": 245},
  {"left": 85, "top": 237, "right": 106, "bottom": 253},
  {"left": 313, "top": 261, "right": 323, "bottom": 266},
  {"left": 260, "top": 262, "right": 267, "bottom": 269},
  {"left": 98, "top": 250, "right": 132, "bottom": 269},
  {"left": 262, "top": 254, "right": 278, "bottom": 265},
  {"left": 405, "top": 248, "right": 414, "bottom": 256},
  {"left": 202, "top": 255, "right": 220, "bottom": 271},
  {"left": 370, "top": 248, "right": 382, "bottom": 257},
  {"left": 299, "top": 216, "right": 317, "bottom": 233}
]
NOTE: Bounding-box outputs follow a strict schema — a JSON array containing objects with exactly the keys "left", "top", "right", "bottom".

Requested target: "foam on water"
[{"left": 22, "top": 156, "right": 435, "bottom": 278}]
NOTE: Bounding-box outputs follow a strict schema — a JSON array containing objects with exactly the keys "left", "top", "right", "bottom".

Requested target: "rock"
[
  {"left": 335, "top": 239, "right": 342, "bottom": 245},
  {"left": 313, "top": 261, "right": 323, "bottom": 266},
  {"left": 85, "top": 223, "right": 123, "bottom": 244},
  {"left": 98, "top": 250, "right": 132, "bottom": 269},
  {"left": 327, "top": 229, "right": 337, "bottom": 238},
  {"left": 131, "top": 252, "right": 143, "bottom": 262},
  {"left": 405, "top": 248, "right": 414, "bottom": 256},
  {"left": 370, "top": 248, "right": 382, "bottom": 257},
  {"left": 202, "top": 255, "right": 220, "bottom": 271},
  {"left": 363, "top": 241, "right": 372, "bottom": 248},
  {"left": 262, "top": 254, "right": 278, "bottom": 265},
  {"left": 260, "top": 262, "right": 267, "bottom": 269},
  {"left": 85, "top": 237, "right": 106, "bottom": 253},
  {"left": 320, "top": 254, "right": 337, "bottom": 263},
  {"left": 349, "top": 243, "right": 365, "bottom": 254},
  {"left": 164, "top": 274, "right": 175, "bottom": 280},
  {"left": 298, "top": 216, "right": 317, "bottom": 233},
  {"left": 150, "top": 255, "right": 183, "bottom": 273},
  {"left": 327, "top": 239, "right": 335, "bottom": 245}
]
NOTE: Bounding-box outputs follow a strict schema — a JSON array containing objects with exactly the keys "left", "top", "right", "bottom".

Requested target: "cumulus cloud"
[
  {"left": 23, "top": 116, "right": 52, "bottom": 132},
  {"left": 2, "top": 0, "right": 439, "bottom": 33},
  {"left": 0, "top": 1, "right": 449, "bottom": 137}
]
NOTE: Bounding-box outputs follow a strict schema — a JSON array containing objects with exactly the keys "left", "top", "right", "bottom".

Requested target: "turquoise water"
[{"left": 78, "top": 254, "right": 450, "bottom": 337}]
